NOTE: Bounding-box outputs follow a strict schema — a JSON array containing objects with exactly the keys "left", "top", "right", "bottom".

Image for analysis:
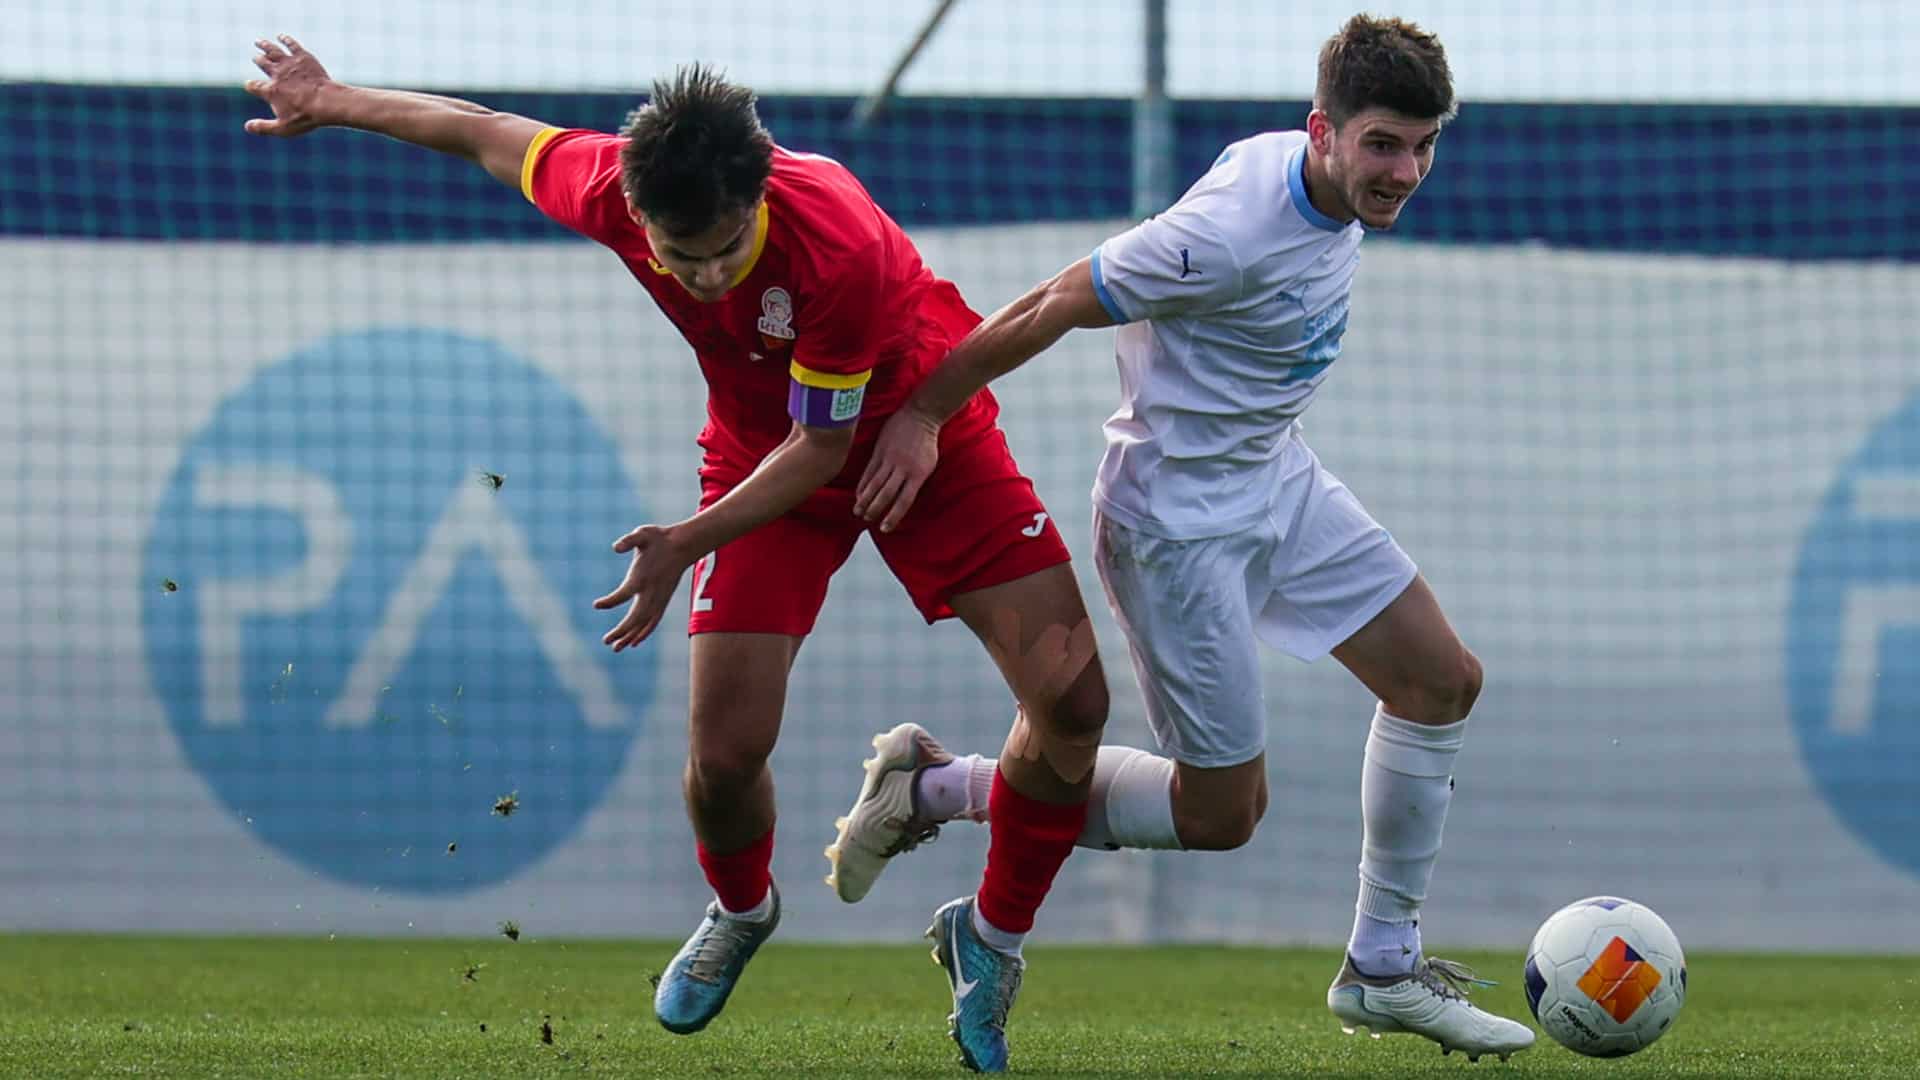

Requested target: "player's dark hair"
[
  {"left": 1315, "top": 15, "right": 1456, "bottom": 128},
  {"left": 619, "top": 64, "right": 775, "bottom": 236}
]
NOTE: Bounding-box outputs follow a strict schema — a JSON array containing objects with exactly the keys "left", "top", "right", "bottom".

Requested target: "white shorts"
[{"left": 1092, "top": 437, "right": 1417, "bottom": 768}]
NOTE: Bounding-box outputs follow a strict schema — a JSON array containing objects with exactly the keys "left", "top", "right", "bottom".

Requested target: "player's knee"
[
  {"left": 1049, "top": 664, "right": 1110, "bottom": 742},
  {"left": 1424, "top": 646, "right": 1483, "bottom": 721},
  {"left": 1393, "top": 646, "right": 1483, "bottom": 723},
  {"left": 1176, "top": 795, "right": 1265, "bottom": 852},
  {"left": 687, "top": 741, "right": 772, "bottom": 798},
  {"left": 1456, "top": 648, "right": 1485, "bottom": 716}
]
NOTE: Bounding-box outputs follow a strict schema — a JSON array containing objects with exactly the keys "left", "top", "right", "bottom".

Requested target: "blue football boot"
[
  {"left": 653, "top": 881, "right": 781, "bottom": 1034},
  {"left": 926, "top": 895, "right": 1025, "bottom": 1073}
]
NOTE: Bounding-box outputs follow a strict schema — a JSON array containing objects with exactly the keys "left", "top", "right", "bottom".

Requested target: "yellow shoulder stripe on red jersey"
[
  {"left": 519, "top": 126, "right": 565, "bottom": 203},
  {"left": 728, "top": 201, "right": 771, "bottom": 287},
  {"left": 789, "top": 360, "right": 872, "bottom": 390}
]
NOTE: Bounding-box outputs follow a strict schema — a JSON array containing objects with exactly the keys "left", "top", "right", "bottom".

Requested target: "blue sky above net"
[{"left": 5, "top": 0, "right": 1914, "bottom": 104}]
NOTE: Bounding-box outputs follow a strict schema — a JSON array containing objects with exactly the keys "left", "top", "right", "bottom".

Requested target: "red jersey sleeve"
[
  {"left": 520, "top": 128, "right": 630, "bottom": 244},
  {"left": 785, "top": 243, "right": 885, "bottom": 429}
]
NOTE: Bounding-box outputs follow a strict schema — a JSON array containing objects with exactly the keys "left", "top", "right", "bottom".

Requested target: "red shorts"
[{"left": 688, "top": 426, "right": 1071, "bottom": 636}]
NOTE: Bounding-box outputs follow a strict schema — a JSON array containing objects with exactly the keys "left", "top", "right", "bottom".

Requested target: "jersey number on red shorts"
[{"left": 692, "top": 550, "right": 719, "bottom": 613}]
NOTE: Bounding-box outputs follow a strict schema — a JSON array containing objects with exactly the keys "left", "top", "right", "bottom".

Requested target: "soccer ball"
[{"left": 1523, "top": 896, "right": 1687, "bottom": 1058}]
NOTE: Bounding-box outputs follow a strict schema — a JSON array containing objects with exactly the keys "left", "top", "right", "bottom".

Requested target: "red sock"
[
  {"left": 975, "top": 769, "right": 1088, "bottom": 934},
  {"left": 696, "top": 829, "right": 774, "bottom": 913}
]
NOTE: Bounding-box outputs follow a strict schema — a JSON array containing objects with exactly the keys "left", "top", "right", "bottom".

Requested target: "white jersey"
[{"left": 1089, "top": 130, "right": 1364, "bottom": 540}]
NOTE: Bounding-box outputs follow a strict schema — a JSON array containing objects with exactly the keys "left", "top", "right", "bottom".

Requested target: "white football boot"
[
  {"left": 1328, "top": 954, "right": 1536, "bottom": 1062},
  {"left": 823, "top": 722, "right": 962, "bottom": 903}
]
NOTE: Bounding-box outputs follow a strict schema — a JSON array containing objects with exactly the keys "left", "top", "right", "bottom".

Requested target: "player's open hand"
[
  {"left": 854, "top": 407, "right": 942, "bottom": 533},
  {"left": 243, "top": 34, "right": 334, "bottom": 137},
  {"left": 594, "top": 524, "right": 692, "bottom": 652}
]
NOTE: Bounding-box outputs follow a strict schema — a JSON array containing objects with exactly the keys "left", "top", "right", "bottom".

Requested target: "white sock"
[
  {"left": 1077, "top": 746, "right": 1182, "bottom": 851},
  {"left": 1349, "top": 911, "right": 1421, "bottom": 976},
  {"left": 971, "top": 900, "right": 1026, "bottom": 956},
  {"left": 719, "top": 890, "right": 774, "bottom": 923},
  {"left": 1350, "top": 704, "right": 1464, "bottom": 973},
  {"left": 914, "top": 754, "right": 995, "bottom": 822},
  {"left": 934, "top": 746, "right": 1183, "bottom": 850}
]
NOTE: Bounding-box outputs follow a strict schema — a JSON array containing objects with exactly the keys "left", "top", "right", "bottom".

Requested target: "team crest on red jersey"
[{"left": 757, "top": 287, "right": 796, "bottom": 350}]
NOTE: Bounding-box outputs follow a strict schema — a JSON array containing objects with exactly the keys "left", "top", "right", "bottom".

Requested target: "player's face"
[
  {"left": 1315, "top": 107, "right": 1440, "bottom": 230},
  {"left": 634, "top": 202, "right": 761, "bottom": 302}
]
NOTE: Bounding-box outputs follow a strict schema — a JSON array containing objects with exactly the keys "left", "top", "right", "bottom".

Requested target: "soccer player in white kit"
[{"left": 830, "top": 14, "right": 1535, "bottom": 1065}]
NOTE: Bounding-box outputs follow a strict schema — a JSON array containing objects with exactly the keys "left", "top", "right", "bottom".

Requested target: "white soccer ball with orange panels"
[{"left": 1524, "top": 896, "right": 1688, "bottom": 1057}]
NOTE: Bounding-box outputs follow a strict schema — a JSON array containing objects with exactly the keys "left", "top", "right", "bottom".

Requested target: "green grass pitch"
[{"left": 2, "top": 935, "right": 1914, "bottom": 1078}]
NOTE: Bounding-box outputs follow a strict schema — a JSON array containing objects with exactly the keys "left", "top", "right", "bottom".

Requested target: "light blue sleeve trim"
[{"left": 1088, "top": 246, "right": 1130, "bottom": 323}]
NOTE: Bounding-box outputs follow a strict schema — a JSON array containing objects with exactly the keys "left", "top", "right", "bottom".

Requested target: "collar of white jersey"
[{"left": 1287, "top": 145, "right": 1352, "bottom": 234}]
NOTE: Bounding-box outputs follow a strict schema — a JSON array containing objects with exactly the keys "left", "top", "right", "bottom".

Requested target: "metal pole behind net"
[{"left": 1131, "top": 0, "right": 1172, "bottom": 220}]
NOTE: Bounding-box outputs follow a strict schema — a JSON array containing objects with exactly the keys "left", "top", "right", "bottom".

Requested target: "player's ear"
[
  {"left": 626, "top": 201, "right": 646, "bottom": 228},
  {"left": 1307, "top": 109, "right": 1334, "bottom": 155}
]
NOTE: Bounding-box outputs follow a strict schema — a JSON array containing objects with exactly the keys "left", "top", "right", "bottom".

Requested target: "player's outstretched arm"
[
  {"left": 243, "top": 34, "right": 545, "bottom": 191},
  {"left": 915, "top": 256, "right": 1114, "bottom": 426},
  {"left": 854, "top": 257, "right": 1113, "bottom": 531},
  {"left": 594, "top": 421, "right": 856, "bottom": 652}
]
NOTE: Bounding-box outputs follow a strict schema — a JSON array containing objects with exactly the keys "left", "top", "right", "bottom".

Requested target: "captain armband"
[{"left": 787, "top": 361, "right": 871, "bottom": 428}]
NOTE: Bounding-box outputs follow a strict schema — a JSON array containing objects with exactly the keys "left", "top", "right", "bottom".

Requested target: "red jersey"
[{"left": 521, "top": 130, "right": 996, "bottom": 482}]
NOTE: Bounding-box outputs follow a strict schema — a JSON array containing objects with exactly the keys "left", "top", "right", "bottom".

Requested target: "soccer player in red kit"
[{"left": 246, "top": 36, "right": 1106, "bottom": 1071}]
